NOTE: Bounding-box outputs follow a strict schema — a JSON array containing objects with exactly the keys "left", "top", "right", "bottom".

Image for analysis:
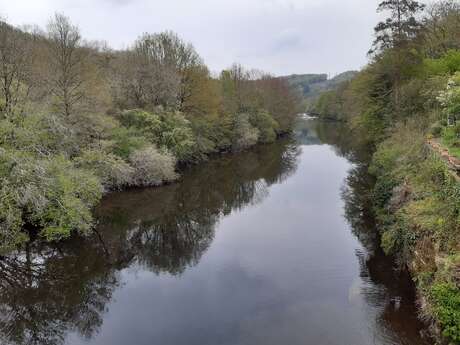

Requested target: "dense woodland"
[
  {"left": 0, "top": 15, "right": 300, "bottom": 251},
  {"left": 313, "top": 0, "right": 460, "bottom": 342}
]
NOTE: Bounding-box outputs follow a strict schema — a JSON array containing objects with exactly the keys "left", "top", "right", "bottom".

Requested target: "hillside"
[{"left": 281, "top": 71, "right": 358, "bottom": 109}]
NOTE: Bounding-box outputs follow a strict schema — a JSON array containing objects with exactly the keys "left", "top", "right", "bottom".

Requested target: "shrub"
[
  {"left": 155, "top": 112, "right": 196, "bottom": 162},
  {"left": 424, "top": 50, "right": 460, "bottom": 76},
  {"left": 116, "top": 109, "right": 196, "bottom": 162},
  {"left": 75, "top": 150, "right": 134, "bottom": 192},
  {"left": 117, "top": 109, "right": 162, "bottom": 129},
  {"left": 0, "top": 114, "right": 78, "bottom": 156},
  {"left": 0, "top": 150, "right": 102, "bottom": 246},
  {"left": 0, "top": 181, "right": 27, "bottom": 252},
  {"left": 129, "top": 146, "right": 178, "bottom": 187},
  {"left": 25, "top": 156, "right": 102, "bottom": 241},
  {"left": 429, "top": 283, "right": 460, "bottom": 342},
  {"left": 232, "top": 114, "right": 259, "bottom": 151},
  {"left": 249, "top": 110, "right": 279, "bottom": 143},
  {"left": 111, "top": 127, "right": 149, "bottom": 159},
  {"left": 454, "top": 123, "right": 460, "bottom": 138},
  {"left": 429, "top": 122, "right": 443, "bottom": 137}
]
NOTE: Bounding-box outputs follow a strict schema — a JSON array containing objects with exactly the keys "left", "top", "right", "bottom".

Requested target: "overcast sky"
[{"left": 0, "top": 0, "right": 383, "bottom": 76}]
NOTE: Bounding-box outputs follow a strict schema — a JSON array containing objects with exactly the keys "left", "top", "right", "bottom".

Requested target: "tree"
[
  {"left": 180, "top": 65, "right": 220, "bottom": 117},
  {"left": 115, "top": 31, "right": 203, "bottom": 110},
  {"left": 47, "top": 13, "right": 85, "bottom": 117},
  {"left": 369, "top": 0, "right": 425, "bottom": 118},
  {"left": 0, "top": 21, "right": 35, "bottom": 119},
  {"left": 423, "top": 0, "right": 460, "bottom": 58},
  {"left": 370, "top": 0, "right": 425, "bottom": 54},
  {"left": 220, "top": 64, "right": 251, "bottom": 114}
]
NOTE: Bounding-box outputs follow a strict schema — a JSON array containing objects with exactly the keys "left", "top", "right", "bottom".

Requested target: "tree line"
[
  {"left": 0, "top": 13, "right": 300, "bottom": 251},
  {"left": 312, "top": 1, "right": 460, "bottom": 342}
]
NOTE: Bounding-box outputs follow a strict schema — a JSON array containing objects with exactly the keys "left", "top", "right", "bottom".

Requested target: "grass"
[{"left": 441, "top": 127, "right": 460, "bottom": 159}]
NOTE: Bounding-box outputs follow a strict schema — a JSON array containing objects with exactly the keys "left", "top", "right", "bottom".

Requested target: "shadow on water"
[{"left": 0, "top": 119, "right": 431, "bottom": 345}]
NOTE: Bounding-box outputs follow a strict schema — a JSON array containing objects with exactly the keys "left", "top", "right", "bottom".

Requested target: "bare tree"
[
  {"left": 423, "top": 0, "right": 460, "bottom": 57},
  {"left": 113, "top": 31, "right": 203, "bottom": 110},
  {"left": 0, "top": 20, "right": 35, "bottom": 119},
  {"left": 47, "top": 13, "right": 85, "bottom": 117}
]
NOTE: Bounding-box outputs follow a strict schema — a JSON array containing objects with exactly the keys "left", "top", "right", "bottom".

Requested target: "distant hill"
[
  {"left": 280, "top": 71, "right": 358, "bottom": 110},
  {"left": 281, "top": 74, "right": 328, "bottom": 97}
]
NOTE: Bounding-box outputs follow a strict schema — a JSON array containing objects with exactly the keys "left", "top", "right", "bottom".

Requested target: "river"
[{"left": 0, "top": 119, "right": 432, "bottom": 345}]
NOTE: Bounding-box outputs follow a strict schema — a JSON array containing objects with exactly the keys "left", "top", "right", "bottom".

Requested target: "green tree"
[{"left": 371, "top": 0, "right": 425, "bottom": 53}]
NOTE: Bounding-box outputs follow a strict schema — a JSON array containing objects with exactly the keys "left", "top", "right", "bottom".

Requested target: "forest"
[
  {"left": 312, "top": 0, "right": 460, "bottom": 342},
  {"left": 0, "top": 15, "right": 300, "bottom": 251}
]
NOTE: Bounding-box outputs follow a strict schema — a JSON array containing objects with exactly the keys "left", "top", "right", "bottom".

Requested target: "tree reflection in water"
[
  {"left": 0, "top": 120, "right": 431, "bottom": 345},
  {"left": 0, "top": 138, "right": 300, "bottom": 345},
  {"left": 314, "top": 120, "right": 432, "bottom": 345}
]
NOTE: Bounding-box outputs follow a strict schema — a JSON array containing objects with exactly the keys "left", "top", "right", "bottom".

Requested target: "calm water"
[{"left": 0, "top": 119, "right": 432, "bottom": 345}]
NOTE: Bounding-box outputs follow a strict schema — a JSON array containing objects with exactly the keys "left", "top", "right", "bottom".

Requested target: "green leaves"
[
  {"left": 430, "top": 283, "right": 460, "bottom": 342},
  {"left": 0, "top": 151, "right": 103, "bottom": 247}
]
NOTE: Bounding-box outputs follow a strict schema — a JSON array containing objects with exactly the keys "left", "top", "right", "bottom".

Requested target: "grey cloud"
[
  {"left": 272, "top": 29, "right": 302, "bottom": 51},
  {"left": 2, "top": 0, "right": 382, "bottom": 75}
]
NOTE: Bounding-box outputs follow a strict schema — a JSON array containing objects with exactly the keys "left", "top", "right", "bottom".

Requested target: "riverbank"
[
  {"left": 0, "top": 120, "right": 297, "bottom": 254},
  {"left": 0, "top": 119, "right": 433, "bottom": 345},
  {"left": 306, "top": 1, "right": 460, "bottom": 338},
  {"left": 0, "top": 16, "right": 301, "bottom": 253},
  {"left": 370, "top": 123, "right": 460, "bottom": 344}
]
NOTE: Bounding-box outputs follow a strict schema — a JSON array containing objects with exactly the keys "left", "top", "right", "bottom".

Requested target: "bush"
[
  {"left": 429, "top": 122, "right": 443, "bottom": 137},
  {"left": 117, "top": 109, "right": 162, "bottom": 129},
  {"left": 155, "top": 112, "right": 196, "bottom": 162},
  {"left": 455, "top": 123, "right": 460, "bottom": 138},
  {"left": 117, "top": 109, "right": 197, "bottom": 162},
  {"left": 0, "top": 180, "right": 27, "bottom": 252},
  {"left": 129, "top": 146, "right": 178, "bottom": 187},
  {"left": 424, "top": 50, "right": 460, "bottom": 76},
  {"left": 75, "top": 150, "right": 134, "bottom": 192},
  {"left": 232, "top": 114, "right": 259, "bottom": 151},
  {"left": 188, "top": 117, "right": 221, "bottom": 159},
  {"left": 429, "top": 283, "right": 460, "bottom": 343},
  {"left": 0, "top": 150, "right": 102, "bottom": 246},
  {"left": 0, "top": 114, "right": 78, "bottom": 156},
  {"left": 111, "top": 127, "right": 149, "bottom": 159},
  {"left": 249, "top": 110, "right": 279, "bottom": 143}
]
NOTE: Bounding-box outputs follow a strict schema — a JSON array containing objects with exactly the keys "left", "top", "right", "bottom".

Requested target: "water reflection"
[
  {"left": 0, "top": 240, "right": 119, "bottom": 345},
  {"left": 313, "top": 120, "right": 432, "bottom": 344},
  {"left": 0, "top": 139, "right": 300, "bottom": 345},
  {"left": 0, "top": 119, "right": 432, "bottom": 345}
]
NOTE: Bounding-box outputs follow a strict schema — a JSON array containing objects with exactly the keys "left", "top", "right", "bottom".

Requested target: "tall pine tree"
[
  {"left": 370, "top": 0, "right": 425, "bottom": 54},
  {"left": 369, "top": 0, "right": 425, "bottom": 119}
]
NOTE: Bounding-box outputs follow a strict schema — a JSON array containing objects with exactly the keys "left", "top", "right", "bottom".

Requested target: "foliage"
[
  {"left": 438, "top": 72, "right": 460, "bottom": 120},
  {"left": 424, "top": 50, "right": 460, "bottom": 76},
  {"left": 0, "top": 15, "right": 299, "bottom": 254},
  {"left": 308, "top": 1, "right": 460, "bottom": 341},
  {"left": 231, "top": 114, "right": 260, "bottom": 151},
  {"left": 0, "top": 149, "right": 102, "bottom": 246},
  {"left": 128, "top": 146, "right": 178, "bottom": 187},
  {"left": 111, "top": 126, "right": 149, "bottom": 159},
  {"left": 429, "top": 283, "right": 460, "bottom": 342},
  {"left": 248, "top": 110, "right": 279, "bottom": 143},
  {"left": 370, "top": 0, "right": 425, "bottom": 54},
  {"left": 75, "top": 149, "right": 133, "bottom": 191}
]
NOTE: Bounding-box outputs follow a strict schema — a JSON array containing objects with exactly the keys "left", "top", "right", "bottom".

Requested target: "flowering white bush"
[
  {"left": 438, "top": 72, "right": 460, "bottom": 123},
  {"left": 129, "top": 146, "right": 178, "bottom": 187}
]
